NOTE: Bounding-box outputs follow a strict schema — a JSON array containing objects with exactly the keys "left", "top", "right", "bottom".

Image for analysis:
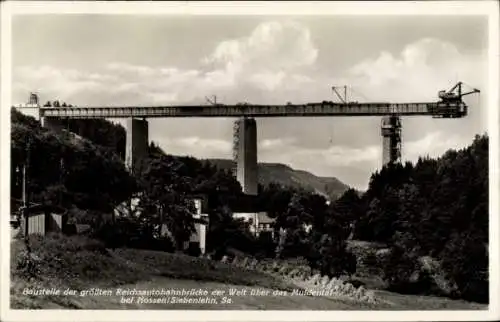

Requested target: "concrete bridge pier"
[
  {"left": 381, "top": 115, "right": 402, "bottom": 166},
  {"left": 233, "top": 117, "right": 258, "bottom": 195},
  {"left": 41, "top": 116, "right": 64, "bottom": 132},
  {"left": 125, "top": 118, "right": 149, "bottom": 174}
]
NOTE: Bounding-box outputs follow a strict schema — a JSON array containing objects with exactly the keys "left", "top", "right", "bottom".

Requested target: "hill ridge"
[{"left": 205, "top": 158, "right": 349, "bottom": 200}]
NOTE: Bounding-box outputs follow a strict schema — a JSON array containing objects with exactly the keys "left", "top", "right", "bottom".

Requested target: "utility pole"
[
  {"left": 22, "top": 165, "right": 27, "bottom": 208},
  {"left": 59, "top": 157, "right": 65, "bottom": 206},
  {"left": 21, "top": 164, "right": 28, "bottom": 237},
  {"left": 22, "top": 137, "right": 31, "bottom": 238}
]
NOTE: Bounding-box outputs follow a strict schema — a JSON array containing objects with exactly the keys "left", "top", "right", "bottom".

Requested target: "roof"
[
  {"left": 75, "top": 224, "right": 91, "bottom": 234},
  {"left": 22, "top": 204, "right": 67, "bottom": 216},
  {"left": 186, "top": 193, "right": 208, "bottom": 200},
  {"left": 232, "top": 212, "right": 275, "bottom": 224},
  {"left": 257, "top": 212, "right": 275, "bottom": 224},
  {"left": 193, "top": 217, "right": 209, "bottom": 225}
]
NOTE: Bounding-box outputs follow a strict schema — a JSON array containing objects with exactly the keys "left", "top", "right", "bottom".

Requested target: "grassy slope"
[
  {"left": 207, "top": 158, "right": 349, "bottom": 200},
  {"left": 10, "top": 236, "right": 486, "bottom": 310}
]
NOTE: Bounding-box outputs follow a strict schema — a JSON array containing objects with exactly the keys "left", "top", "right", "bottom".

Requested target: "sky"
[{"left": 11, "top": 14, "right": 489, "bottom": 190}]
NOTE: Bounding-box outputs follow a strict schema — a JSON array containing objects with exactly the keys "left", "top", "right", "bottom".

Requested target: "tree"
[
  {"left": 381, "top": 244, "right": 420, "bottom": 292},
  {"left": 308, "top": 232, "right": 356, "bottom": 278},
  {"left": 134, "top": 154, "right": 196, "bottom": 250},
  {"left": 441, "top": 230, "right": 488, "bottom": 303},
  {"left": 353, "top": 134, "right": 488, "bottom": 302},
  {"left": 256, "top": 183, "right": 297, "bottom": 218},
  {"left": 11, "top": 109, "right": 136, "bottom": 214},
  {"left": 275, "top": 192, "right": 313, "bottom": 258}
]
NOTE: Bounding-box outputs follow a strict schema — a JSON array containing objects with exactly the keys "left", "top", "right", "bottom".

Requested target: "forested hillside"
[
  {"left": 207, "top": 158, "right": 349, "bottom": 200},
  {"left": 353, "top": 134, "right": 489, "bottom": 303},
  {"left": 11, "top": 110, "right": 136, "bottom": 213}
]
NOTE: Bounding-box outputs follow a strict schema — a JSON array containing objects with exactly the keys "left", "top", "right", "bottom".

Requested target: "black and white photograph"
[{"left": 1, "top": 1, "right": 499, "bottom": 321}]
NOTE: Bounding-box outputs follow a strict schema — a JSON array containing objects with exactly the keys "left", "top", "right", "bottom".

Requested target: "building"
[
  {"left": 185, "top": 197, "right": 209, "bottom": 255},
  {"left": 232, "top": 211, "right": 275, "bottom": 238},
  {"left": 19, "top": 204, "right": 68, "bottom": 236},
  {"left": 15, "top": 93, "right": 42, "bottom": 120},
  {"left": 114, "top": 194, "right": 209, "bottom": 254},
  {"left": 28, "top": 92, "right": 39, "bottom": 105},
  {"left": 113, "top": 195, "right": 142, "bottom": 218}
]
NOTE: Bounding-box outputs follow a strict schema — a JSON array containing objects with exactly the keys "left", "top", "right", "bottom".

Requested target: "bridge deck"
[{"left": 34, "top": 101, "right": 465, "bottom": 118}]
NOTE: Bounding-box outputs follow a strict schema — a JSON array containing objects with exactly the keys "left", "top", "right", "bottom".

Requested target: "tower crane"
[
  {"left": 438, "top": 81, "right": 480, "bottom": 103},
  {"left": 331, "top": 82, "right": 480, "bottom": 165},
  {"left": 381, "top": 81, "right": 480, "bottom": 165}
]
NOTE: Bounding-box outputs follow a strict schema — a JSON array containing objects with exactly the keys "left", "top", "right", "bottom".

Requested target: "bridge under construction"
[{"left": 14, "top": 82, "right": 479, "bottom": 195}]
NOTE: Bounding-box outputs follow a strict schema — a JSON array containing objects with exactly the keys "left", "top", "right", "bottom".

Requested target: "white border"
[{"left": 1, "top": 1, "right": 499, "bottom": 321}]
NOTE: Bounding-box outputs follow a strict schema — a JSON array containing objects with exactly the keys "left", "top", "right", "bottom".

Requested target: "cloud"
[
  {"left": 13, "top": 65, "right": 117, "bottom": 103},
  {"left": 202, "top": 20, "right": 319, "bottom": 93},
  {"left": 259, "top": 137, "right": 381, "bottom": 170},
  {"left": 205, "top": 21, "right": 318, "bottom": 72},
  {"left": 404, "top": 131, "right": 470, "bottom": 162},
  {"left": 106, "top": 62, "right": 157, "bottom": 77},
  {"left": 306, "top": 145, "right": 380, "bottom": 167},
  {"left": 13, "top": 26, "right": 483, "bottom": 109},
  {"left": 154, "top": 136, "right": 232, "bottom": 159},
  {"left": 13, "top": 20, "right": 323, "bottom": 105},
  {"left": 346, "top": 38, "right": 485, "bottom": 102},
  {"left": 249, "top": 71, "right": 287, "bottom": 91},
  {"left": 260, "top": 137, "right": 297, "bottom": 150}
]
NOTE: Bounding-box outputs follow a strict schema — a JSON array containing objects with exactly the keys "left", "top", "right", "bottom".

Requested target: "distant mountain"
[{"left": 206, "top": 158, "right": 350, "bottom": 201}]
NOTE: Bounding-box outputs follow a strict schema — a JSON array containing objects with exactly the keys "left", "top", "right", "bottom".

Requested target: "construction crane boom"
[
  {"left": 332, "top": 86, "right": 347, "bottom": 103},
  {"left": 438, "top": 81, "right": 480, "bottom": 103}
]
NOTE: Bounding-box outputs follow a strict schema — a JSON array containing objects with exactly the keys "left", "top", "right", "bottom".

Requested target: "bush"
[
  {"left": 362, "top": 252, "right": 382, "bottom": 275},
  {"left": 185, "top": 242, "right": 202, "bottom": 257},
  {"left": 381, "top": 246, "right": 411, "bottom": 284},
  {"left": 440, "top": 232, "right": 489, "bottom": 303},
  {"left": 380, "top": 246, "right": 426, "bottom": 294},
  {"left": 16, "top": 249, "right": 42, "bottom": 280},
  {"left": 254, "top": 232, "right": 276, "bottom": 258},
  {"left": 308, "top": 235, "right": 357, "bottom": 278},
  {"left": 91, "top": 219, "right": 175, "bottom": 252}
]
